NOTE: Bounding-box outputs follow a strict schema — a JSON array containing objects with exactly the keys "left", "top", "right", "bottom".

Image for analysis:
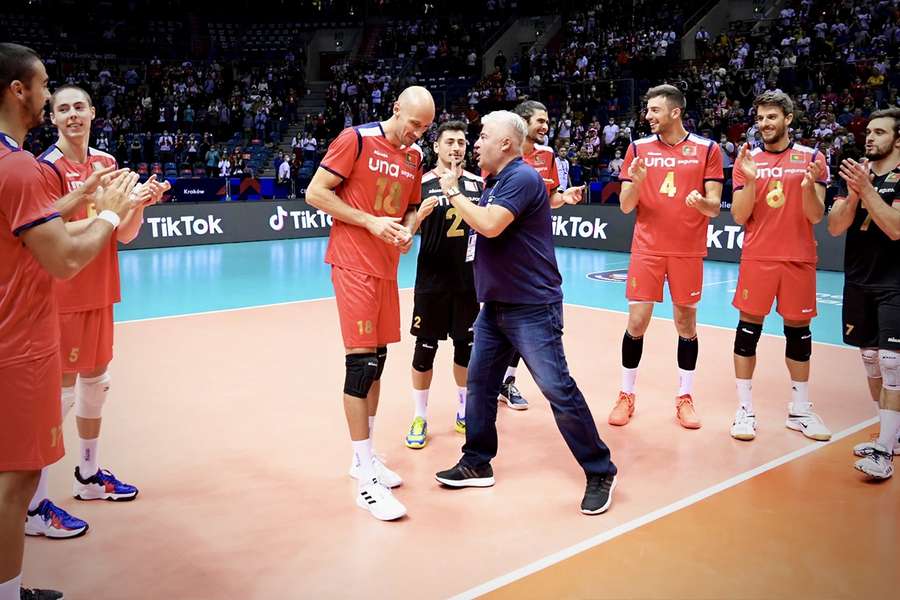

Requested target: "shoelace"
[
  {"left": 586, "top": 476, "right": 613, "bottom": 494},
  {"left": 508, "top": 383, "right": 523, "bottom": 399}
]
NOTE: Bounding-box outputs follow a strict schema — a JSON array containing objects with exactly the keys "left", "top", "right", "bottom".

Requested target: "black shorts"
[
  {"left": 842, "top": 284, "right": 900, "bottom": 350},
  {"left": 411, "top": 291, "right": 480, "bottom": 341}
]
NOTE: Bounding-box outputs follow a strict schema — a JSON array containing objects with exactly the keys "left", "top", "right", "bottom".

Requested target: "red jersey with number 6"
[
  {"left": 620, "top": 133, "right": 724, "bottom": 257},
  {"left": 320, "top": 123, "right": 424, "bottom": 280}
]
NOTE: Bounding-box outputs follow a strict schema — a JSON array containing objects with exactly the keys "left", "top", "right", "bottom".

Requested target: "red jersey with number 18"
[
  {"left": 620, "top": 133, "right": 724, "bottom": 257},
  {"left": 320, "top": 123, "right": 424, "bottom": 280}
]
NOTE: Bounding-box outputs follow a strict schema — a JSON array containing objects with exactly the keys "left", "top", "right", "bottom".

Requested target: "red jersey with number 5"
[
  {"left": 37, "top": 145, "right": 120, "bottom": 312},
  {"left": 732, "top": 143, "right": 828, "bottom": 263},
  {"left": 621, "top": 133, "right": 723, "bottom": 257},
  {"left": 320, "top": 123, "right": 424, "bottom": 280}
]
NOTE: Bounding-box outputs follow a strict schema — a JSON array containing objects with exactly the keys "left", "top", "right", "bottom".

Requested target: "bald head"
[{"left": 385, "top": 86, "right": 435, "bottom": 147}]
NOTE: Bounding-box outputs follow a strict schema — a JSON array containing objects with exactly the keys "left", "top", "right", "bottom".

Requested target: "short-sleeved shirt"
[
  {"left": 415, "top": 169, "right": 483, "bottom": 293},
  {"left": 524, "top": 143, "right": 560, "bottom": 197},
  {"left": 38, "top": 145, "right": 120, "bottom": 312},
  {"left": 320, "top": 122, "right": 424, "bottom": 280},
  {"left": 474, "top": 157, "right": 563, "bottom": 304},
  {"left": 0, "top": 133, "right": 62, "bottom": 368},
  {"left": 620, "top": 133, "right": 724, "bottom": 257},
  {"left": 837, "top": 165, "right": 900, "bottom": 289},
  {"left": 733, "top": 143, "right": 829, "bottom": 263}
]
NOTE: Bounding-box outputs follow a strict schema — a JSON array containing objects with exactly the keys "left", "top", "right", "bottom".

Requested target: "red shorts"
[
  {"left": 0, "top": 353, "right": 65, "bottom": 471},
  {"left": 626, "top": 254, "right": 704, "bottom": 305},
  {"left": 59, "top": 306, "right": 115, "bottom": 373},
  {"left": 332, "top": 266, "right": 401, "bottom": 349},
  {"left": 733, "top": 260, "right": 817, "bottom": 320}
]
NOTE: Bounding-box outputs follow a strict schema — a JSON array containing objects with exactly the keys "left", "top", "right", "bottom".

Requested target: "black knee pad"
[
  {"left": 375, "top": 346, "right": 387, "bottom": 380},
  {"left": 784, "top": 325, "right": 812, "bottom": 362},
  {"left": 344, "top": 353, "right": 378, "bottom": 398},
  {"left": 412, "top": 339, "right": 438, "bottom": 373},
  {"left": 734, "top": 320, "right": 762, "bottom": 357},
  {"left": 453, "top": 338, "right": 473, "bottom": 368}
]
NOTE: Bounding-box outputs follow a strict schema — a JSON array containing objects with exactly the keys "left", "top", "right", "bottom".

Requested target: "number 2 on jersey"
[
  {"left": 445, "top": 207, "right": 465, "bottom": 238},
  {"left": 659, "top": 171, "right": 677, "bottom": 198},
  {"left": 374, "top": 177, "right": 403, "bottom": 215}
]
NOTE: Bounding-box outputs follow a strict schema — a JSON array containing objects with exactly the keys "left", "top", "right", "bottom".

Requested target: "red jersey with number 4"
[
  {"left": 320, "top": 123, "right": 424, "bottom": 280},
  {"left": 621, "top": 133, "right": 724, "bottom": 257},
  {"left": 732, "top": 143, "right": 828, "bottom": 263},
  {"left": 0, "top": 133, "right": 62, "bottom": 368},
  {"left": 38, "top": 145, "right": 120, "bottom": 312}
]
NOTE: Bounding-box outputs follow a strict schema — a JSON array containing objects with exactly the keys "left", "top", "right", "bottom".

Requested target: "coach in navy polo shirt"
[{"left": 433, "top": 111, "right": 618, "bottom": 515}]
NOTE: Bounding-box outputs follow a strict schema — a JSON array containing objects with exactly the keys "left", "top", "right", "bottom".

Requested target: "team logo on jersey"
[
  {"left": 682, "top": 146, "right": 696, "bottom": 156},
  {"left": 463, "top": 180, "right": 479, "bottom": 193},
  {"left": 886, "top": 172, "right": 900, "bottom": 183},
  {"left": 405, "top": 152, "right": 417, "bottom": 167},
  {"left": 790, "top": 154, "right": 804, "bottom": 162},
  {"left": 533, "top": 155, "right": 546, "bottom": 166},
  {"left": 586, "top": 269, "right": 628, "bottom": 283}
]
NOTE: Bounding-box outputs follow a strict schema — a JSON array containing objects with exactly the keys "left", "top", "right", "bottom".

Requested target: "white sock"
[
  {"left": 80, "top": 437, "right": 99, "bottom": 477},
  {"left": 28, "top": 467, "right": 49, "bottom": 511},
  {"left": 678, "top": 369, "right": 694, "bottom": 396},
  {"left": 457, "top": 387, "right": 467, "bottom": 418},
  {"left": 736, "top": 379, "right": 753, "bottom": 413},
  {"left": 413, "top": 389, "right": 429, "bottom": 419},
  {"left": 790, "top": 381, "right": 811, "bottom": 413},
  {"left": 621, "top": 367, "right": 637, "bottom": 394},
  {"left": 504, "top": 366, "right": 517, "bottom": 380},
  {"left": 877, "top": 409, "right": 900, "bottom": 451},
  {"left": 0, "top": 573, "right": 22, "bottom": 600},
  {"left": 352, "top": 438, "right": 375, "bottom": 486}
]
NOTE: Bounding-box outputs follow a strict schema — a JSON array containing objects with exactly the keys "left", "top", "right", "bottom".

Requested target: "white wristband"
[{"left": 97, "top": 210, "right": 120, "bottom": 229}]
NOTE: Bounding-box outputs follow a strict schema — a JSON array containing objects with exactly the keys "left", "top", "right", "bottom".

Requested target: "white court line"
[
  {"left": 702, "top": 278, "right": 739, "bottom": 288},
  {"left": 450, "top": 416, "right": 878, "bottom": 600},
  {"left": 564, "top": 302, "right": 853, "bottom": 351}
]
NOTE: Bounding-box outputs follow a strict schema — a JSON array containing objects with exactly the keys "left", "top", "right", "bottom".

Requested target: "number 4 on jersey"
[{"left": 659, "top": 171, "right": 677, "bottom": 198}]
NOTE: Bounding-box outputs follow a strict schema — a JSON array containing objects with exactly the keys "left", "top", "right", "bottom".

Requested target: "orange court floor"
[{"left": 23, "top": 290, "right": 897, "bottom": 600}]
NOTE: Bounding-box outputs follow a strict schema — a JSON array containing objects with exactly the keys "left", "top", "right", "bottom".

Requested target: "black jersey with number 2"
[{"left": 414, "top": 169, "right": 484, "bottom": 293}]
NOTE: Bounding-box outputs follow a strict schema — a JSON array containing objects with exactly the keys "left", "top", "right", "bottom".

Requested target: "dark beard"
[{"left": 865, "top": 146, "right": 891, "bottom": 161}]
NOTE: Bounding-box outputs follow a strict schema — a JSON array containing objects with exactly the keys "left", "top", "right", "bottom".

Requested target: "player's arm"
[
  {"left": 411, "top": 196, "right": 439, "bottom": 235},
  {"left": 21, "top": 172, "right": 138, "bottom": 279},
  {"left": 827, "top": 191, "right": 859, "bottom": 236},
  {"left": 306, "top": 167, "right": 409, "bottom": 244},
  {"left": 731, "top": 144, "right": 756, "bottom": 226},
  {"left": 50, "top": 165, "right": 125, "bottom": 219},
  {"left": 841, "top": 158, "right": 900, "bottom": 240},
  {"left": 448, "top": 193, "right": 514, "bottom": 237},
  {"left": 686, "top": 180, "right": 722, "bottom": 217},
  {"left": 118, "top": 177, "right": 169, "bottom": 244},
  {"left": 550, "top": 185, "right": 585, "bottom": 208},
  {"left": 618, "top": 145, "right": 643, "bottom": 214},
  {"left": 801, "top": 159, "right": 827, "bottom": 224}
]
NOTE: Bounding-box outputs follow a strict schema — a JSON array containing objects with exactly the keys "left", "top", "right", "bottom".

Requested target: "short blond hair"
[{"left": 482, "top": 110, "right": 527, "bottom": 153}]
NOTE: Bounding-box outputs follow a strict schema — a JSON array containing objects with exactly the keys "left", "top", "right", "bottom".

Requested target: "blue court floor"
[{"left": 116, "top": 238, "right": 848, "bottom": 346}]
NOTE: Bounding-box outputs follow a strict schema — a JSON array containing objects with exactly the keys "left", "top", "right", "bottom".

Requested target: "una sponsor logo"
[
  {"left": 269, "top": 205, "right": 333, "bottom": 231},
  {"left": 587, "top": 269, "right": 628, "bottom": 283},
  {"left": 146, "top": 215, "right": 223, "bottom": 237},
  {"left": 644, "top": 156, "right": 677, "bottom": 168},
  {"left": 707, "top": 224, "right": 744, "bottom": 249},
  {"left": 551, "top": 215, "right": 608, "bottom": 239}
]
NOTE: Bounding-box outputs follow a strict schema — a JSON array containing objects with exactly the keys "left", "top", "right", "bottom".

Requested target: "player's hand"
[
  {"left": 94, "top": 170, "right": 140, "bottom": 220},
  {"left": 439, "top": 160, "right": 464, "bottom": 196},
  {"left": 736, "top": 144, "right": 756, "bottom": 181},
  {"left": 417, "top": 196, "right": 440, "bottom": 223},
  {"left": 685, "top": 189, "right": 705, "bottom": 210},
  {"left": 367, "top": 215, "right": 411, "bottom": 246},
  {"left": 801, "top": 160, "right": 821, "bottom": 189},
  {"left": 146, "top": 176, "right": 171, "bottom": 205},
  {"left": 628, "top": 157, "right": 647, "bottom": 185},
  {"left": 839, "top": 158, "right": 872, "bottom": 195},
  {"left": 398, "top": 230, "right": 414, "bottom": 254},
  {"left": 561, "top": 185, "right": 585, "bottom": 205}
]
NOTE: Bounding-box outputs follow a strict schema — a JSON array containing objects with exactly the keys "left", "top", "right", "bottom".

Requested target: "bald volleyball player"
[{"left": 307, "top": 86, "right": 435, "bottom": 521}]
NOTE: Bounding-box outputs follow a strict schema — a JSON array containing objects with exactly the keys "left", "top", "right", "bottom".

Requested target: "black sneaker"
[
  {"left": 581, "top": 473, "right": 616, "bottom": 515},
  {"left": 20, "top": 587, "right": 64, "bottom": 600},
  {"left": 435, "top": 462, "right": 495, "bottom": 488},
  {"left": 499, "top": 376, "right": 528, "bottom": 410}
]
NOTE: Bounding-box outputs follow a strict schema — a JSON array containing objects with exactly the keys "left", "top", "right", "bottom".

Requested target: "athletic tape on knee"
[
  {"left": 677, "top": 336, "right": 699, "bottom": 371},
  {"left": 75, "top": 373, "right": 111, "bottom": 419},
  {"left": 784, "top": 325, "right": 812, "bottom": 362},
  {"left": 412, "top": 338, "right": 438, "bottom": 373},
  {"left": 453, "top": 338, "right": 473, "bottom": 368},
  {"left": 344, "top": 353, "right": 378, "bottom": 399},
  {"left": 61, "top": 386, "right": 75, "bottom": 420},
  {"left": 861, "top": 348, "right": 881, "bottom": 379},
  {"left": 622, "top": 331, "right": 644, "bottom": 369},
  {"left": 375, "top": 346, "right": 387, "bottom": 380},
  {"left": 734, "top": 321, "right": 762, "bottom": 357},
  {"left": 880, "top": 349, "right": 900, "bottom": 391}
]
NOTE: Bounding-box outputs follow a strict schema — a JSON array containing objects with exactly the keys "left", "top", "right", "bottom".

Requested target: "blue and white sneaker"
[
  {"left": 499, "top": 376, "right": 528, "bottom": 410},
  {"left": 25, "top": 499, "right": 89, "bottom": 539},
  {"left": 73, "top": 467, "right": 139, "bottom": 501}
]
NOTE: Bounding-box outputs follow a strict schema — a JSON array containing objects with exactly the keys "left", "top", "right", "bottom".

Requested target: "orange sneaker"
[
  {"left": 675, "top": 394, "right": 701, "bottom": 429},
  {"left": 608, "top": 391, "right": 635, "bottom": 426}
]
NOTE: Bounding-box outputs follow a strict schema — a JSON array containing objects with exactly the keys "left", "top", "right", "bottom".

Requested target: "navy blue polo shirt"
[{"left": 474, "top": 157, "right": 563, "bottom": 304}]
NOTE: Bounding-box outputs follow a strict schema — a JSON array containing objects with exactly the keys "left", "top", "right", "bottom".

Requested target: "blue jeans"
[{"left": 461, "top": 301, "right": 617, "bottom": 477}]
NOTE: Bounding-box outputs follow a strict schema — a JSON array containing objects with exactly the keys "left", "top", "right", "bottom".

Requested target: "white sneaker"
[
  {"left": 854, "top": 437, "right": 900, "bottom": 457},
  {"left": 854, "top": 444, "right": 894, "bottom": 479},
  {"left": 356, "top": 480, "right": 407, "bottom": 521},
  {"left": 785, "top": 403, "right": 832, "bottom": 441},
  {"left": 730, "top": 407, "right": 757, "bottom": 441},
  {"left": 349, "top": 455, "right": 403, "bottom": 488}
]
